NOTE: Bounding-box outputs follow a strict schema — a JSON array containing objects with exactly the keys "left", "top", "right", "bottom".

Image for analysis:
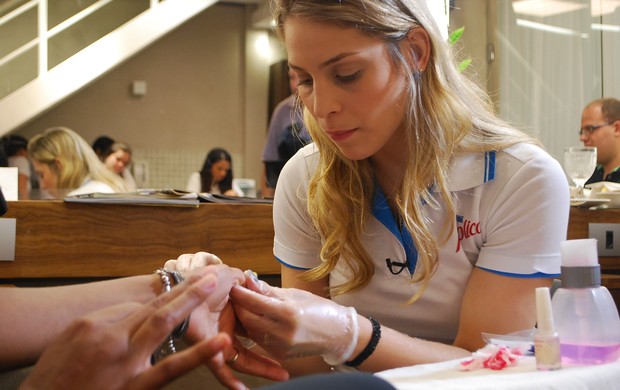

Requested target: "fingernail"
[{"left": 244, "top": 269, "right": 259, "bottom": 282}]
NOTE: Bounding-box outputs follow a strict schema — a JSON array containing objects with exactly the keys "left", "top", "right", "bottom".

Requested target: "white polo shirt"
[{"left": 273, "top": 142, "right": 569, "bottom": 343}]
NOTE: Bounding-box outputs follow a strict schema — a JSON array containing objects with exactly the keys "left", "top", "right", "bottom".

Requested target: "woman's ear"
[
  {"left": 52, "top": 158, "right": 62, "bottom": 174},
  {"left": 402, "top": 26, "right": 431, "bottom": 72}
]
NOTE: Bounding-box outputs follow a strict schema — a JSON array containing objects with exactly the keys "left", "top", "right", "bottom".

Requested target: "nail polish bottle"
[{"left": 534, "top": 287, "right": 562, "bottom": 370}]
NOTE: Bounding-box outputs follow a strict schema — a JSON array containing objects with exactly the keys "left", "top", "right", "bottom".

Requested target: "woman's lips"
[{"left": 327, "top": 128, "right": 357, "bottom": 142}]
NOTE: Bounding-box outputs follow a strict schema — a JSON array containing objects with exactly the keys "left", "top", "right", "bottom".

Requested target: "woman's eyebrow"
[{"left": 289, "top": 51, "right": 359, "bottom": 72}]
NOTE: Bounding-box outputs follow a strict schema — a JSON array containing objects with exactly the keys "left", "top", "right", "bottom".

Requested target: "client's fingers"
[
  {"left": 229, "top": 285, "right": 288, "bottom": 315},
  {"left": 202, "top": 266, "right": 245, "bottom": 312},
  {"left": 223, "top": 342, "right": 289, "bottom": 382},
  {"left": 128, "top": 273, "right": 218, "bottom": 357},
  {"left": 173, "top": 253, "right": 195, "bottom": 272},
  {"left": 163, "top": 259, "right": 178, "bottom": 270},
  {"left": 174, "top": 252, "right": 224, "bottom": 272},
  {"left": 132, "top": 334, "right": 248, "bottom": 390},
  {"left": 197, "top": 251, "right": 224, "bottom": 266},
  {"left": 243, "top": 270, "right": 272, "bottom": 295}
]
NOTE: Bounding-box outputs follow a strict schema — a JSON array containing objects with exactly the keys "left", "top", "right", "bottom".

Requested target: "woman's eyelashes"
[
  {"left": 336, "top": 70, "right": 361, "bottom": 83},
  {"left": 297, "top": 76, "right": 312, "bottom": 87},
  {"left": 297, "top": 70, "right": 362, "bottom": 88}
]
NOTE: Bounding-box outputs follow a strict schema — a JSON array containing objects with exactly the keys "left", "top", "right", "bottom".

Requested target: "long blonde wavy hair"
[
  {"left": 28, "top": 127, "right": 128, "bottom": 193},
  {"left": 271, "top": 0, "right": 539, "bottom": 301}
]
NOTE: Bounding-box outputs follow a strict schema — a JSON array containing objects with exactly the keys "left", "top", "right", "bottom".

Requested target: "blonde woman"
[
  {"left": 28, "top": 127, "right": 129, "bottom": 198},
  {"left": 169, "top": 0, "right": 570, "bottom": 377}
]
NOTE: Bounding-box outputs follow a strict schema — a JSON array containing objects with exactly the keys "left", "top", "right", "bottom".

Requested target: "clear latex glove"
[
  {"left": 165, "top": 253, "right": 258, "bottom": 350},
  {"left": 230, "top": 272, "right": 359, "bottom": 365},
  {"left": 164, "top": 251, "right": 223, "bottom": 272},
  {"left": 161, "top": 265, "right": 287, "bottom": 383}
]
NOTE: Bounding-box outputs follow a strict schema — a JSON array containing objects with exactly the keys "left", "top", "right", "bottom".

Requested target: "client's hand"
[
  {"left": 20, "top": 271, "right": 244, "bottom": 390},
  {"left": 230, "top": 273, "right": 359, "bottom": 365},
  {"left": 164, "top": 251, "right": 223, "bottom": 271},
  {"left": 166, "top": 254, "right": 289, "bottom": 383}
]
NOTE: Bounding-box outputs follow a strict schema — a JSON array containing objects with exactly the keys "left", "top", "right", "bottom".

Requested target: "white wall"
[{"left": 11, "top": 4, "right": 283, "bottom": 190}]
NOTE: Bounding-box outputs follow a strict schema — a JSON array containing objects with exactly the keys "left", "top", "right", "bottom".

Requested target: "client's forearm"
[{"left": 0, "top": 274, "right": 160, "bottom": 370}]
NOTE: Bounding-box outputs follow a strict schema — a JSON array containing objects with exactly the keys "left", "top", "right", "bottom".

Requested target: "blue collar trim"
[
  {"left": 372, "top": 187, "right": 418, "bottom": 274},
  {"left": 484, "top": 151, "right": 496, "bottom": 182}
]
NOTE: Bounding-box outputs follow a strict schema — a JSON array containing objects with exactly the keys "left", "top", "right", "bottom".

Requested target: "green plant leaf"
[
  {"left": 458, "top": 58, "right": 472, "bottom": 72},
  {"left": 448, "top": 26, "right": 471, "bottom": 72},
  {"left": 449, "top": 26, "right": 465, "bottom": 45}
]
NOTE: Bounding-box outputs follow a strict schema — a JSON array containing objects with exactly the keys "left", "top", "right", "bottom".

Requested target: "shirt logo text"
[{"left": 456, "top": 215, "right": 481, "bottom": 252}]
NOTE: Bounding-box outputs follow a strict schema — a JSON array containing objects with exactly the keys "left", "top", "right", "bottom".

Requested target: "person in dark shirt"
[{"left": 581, "top": 98, "right": 620, "bottom": 185}]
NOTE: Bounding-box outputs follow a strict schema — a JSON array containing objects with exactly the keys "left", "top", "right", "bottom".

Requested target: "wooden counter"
[
  {"left": 567, "top": 207, "right": 620, "bottom": 311},
  {"left": 3, "top": 201, "right": 620, "bottom": 286},
  {"left": 1, "top": 200, "right": 278, "bottom": 281},
  {"left": 567, "top": 207, "right": 620, "bottom": 271}
]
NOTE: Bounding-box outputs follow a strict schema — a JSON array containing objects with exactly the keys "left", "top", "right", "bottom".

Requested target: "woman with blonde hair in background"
[{"left": 28, "top": 127, "right": 129, "bottom": 198}]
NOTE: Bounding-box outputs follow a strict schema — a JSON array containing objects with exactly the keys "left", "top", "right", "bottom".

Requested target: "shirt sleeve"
[
  {"left": 475, "top": 146, "right": 570, "bottom": 276},
  {"left": 272, "top": 144, "right": 323, "bottom": 270}
]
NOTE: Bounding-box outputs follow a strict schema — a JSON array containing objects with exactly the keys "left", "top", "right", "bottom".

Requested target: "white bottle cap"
[
  {"left": 560, "top": 239, "right": 599, "bottom": 267},
  {"left": 536, "top": 287, "right": 555, "bottom": 334}
]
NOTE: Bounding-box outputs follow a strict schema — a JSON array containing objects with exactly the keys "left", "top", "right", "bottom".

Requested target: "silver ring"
[{"left": 226, "top": 349, "right": 240, "bottom": 366}]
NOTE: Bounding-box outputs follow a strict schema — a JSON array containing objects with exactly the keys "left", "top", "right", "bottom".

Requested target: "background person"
[
  {"left": 581, "top": 97, "right": 620, "bottom": 185},
  {"left": 99, "top": 141, "right": 138, "bottom": 191},
  {"left": 260, "top": 67, "right": 310, "bottom": 198},
  {"left": 28, "top": 127, "right": 129, "bottom": 198},
  {"left": 173, "top": 0, "right": 569, "bottom": 377},
  {"left": 187, "top": 148, "right": 242, "bottom": 196},
  {"left": 1, "top": 134, "right": 39, "bottom": 199},
  {"left": 91, "top": 135, "right": 115, "bottom": 161}
]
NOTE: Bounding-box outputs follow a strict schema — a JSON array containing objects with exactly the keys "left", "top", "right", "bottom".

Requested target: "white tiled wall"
[
  {"left": 131, "top": 149, "right": 206, "bottom": 190},
  {"left": 131, "top": 149, "right": 245, "bottom": 191}
]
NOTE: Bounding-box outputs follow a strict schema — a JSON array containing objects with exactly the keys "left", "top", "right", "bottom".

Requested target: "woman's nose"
[{"left": 312, "top": 84, "right": 340, "bottom": 118}]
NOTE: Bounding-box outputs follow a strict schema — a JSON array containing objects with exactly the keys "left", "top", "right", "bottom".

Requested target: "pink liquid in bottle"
[{"left": 560, "top": 343, "right": 620, "bottom": 365}]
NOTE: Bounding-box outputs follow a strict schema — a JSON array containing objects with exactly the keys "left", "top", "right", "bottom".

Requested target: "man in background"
[
  {"left": 260, "top": 67, "right": 310, "bottom": 198},
  {"left": 581, "top": 97, "right": 620, "bottom": 185}
]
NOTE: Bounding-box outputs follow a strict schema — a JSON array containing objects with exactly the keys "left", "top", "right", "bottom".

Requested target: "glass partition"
[{"left": 452, "top": 0, "right": 619, "bottom": 163}]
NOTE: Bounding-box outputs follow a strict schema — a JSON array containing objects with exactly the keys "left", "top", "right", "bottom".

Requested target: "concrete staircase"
[{"left": 0, "top": 0, "right": 221, "bottom": 136}]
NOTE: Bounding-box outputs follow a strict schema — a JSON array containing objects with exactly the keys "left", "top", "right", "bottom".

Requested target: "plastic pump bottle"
[{"left": 551, "top": 239, "right": 620, "bottom": 365}]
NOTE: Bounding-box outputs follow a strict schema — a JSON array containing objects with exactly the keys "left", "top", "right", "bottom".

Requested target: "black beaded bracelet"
[{"left": 345, "top": 317, "right": 381, "bottom": 368}]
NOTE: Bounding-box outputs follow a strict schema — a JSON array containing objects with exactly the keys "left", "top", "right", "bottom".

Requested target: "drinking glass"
[{"left": 563, "top": 147, "right": 597, "bottom": 196}]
